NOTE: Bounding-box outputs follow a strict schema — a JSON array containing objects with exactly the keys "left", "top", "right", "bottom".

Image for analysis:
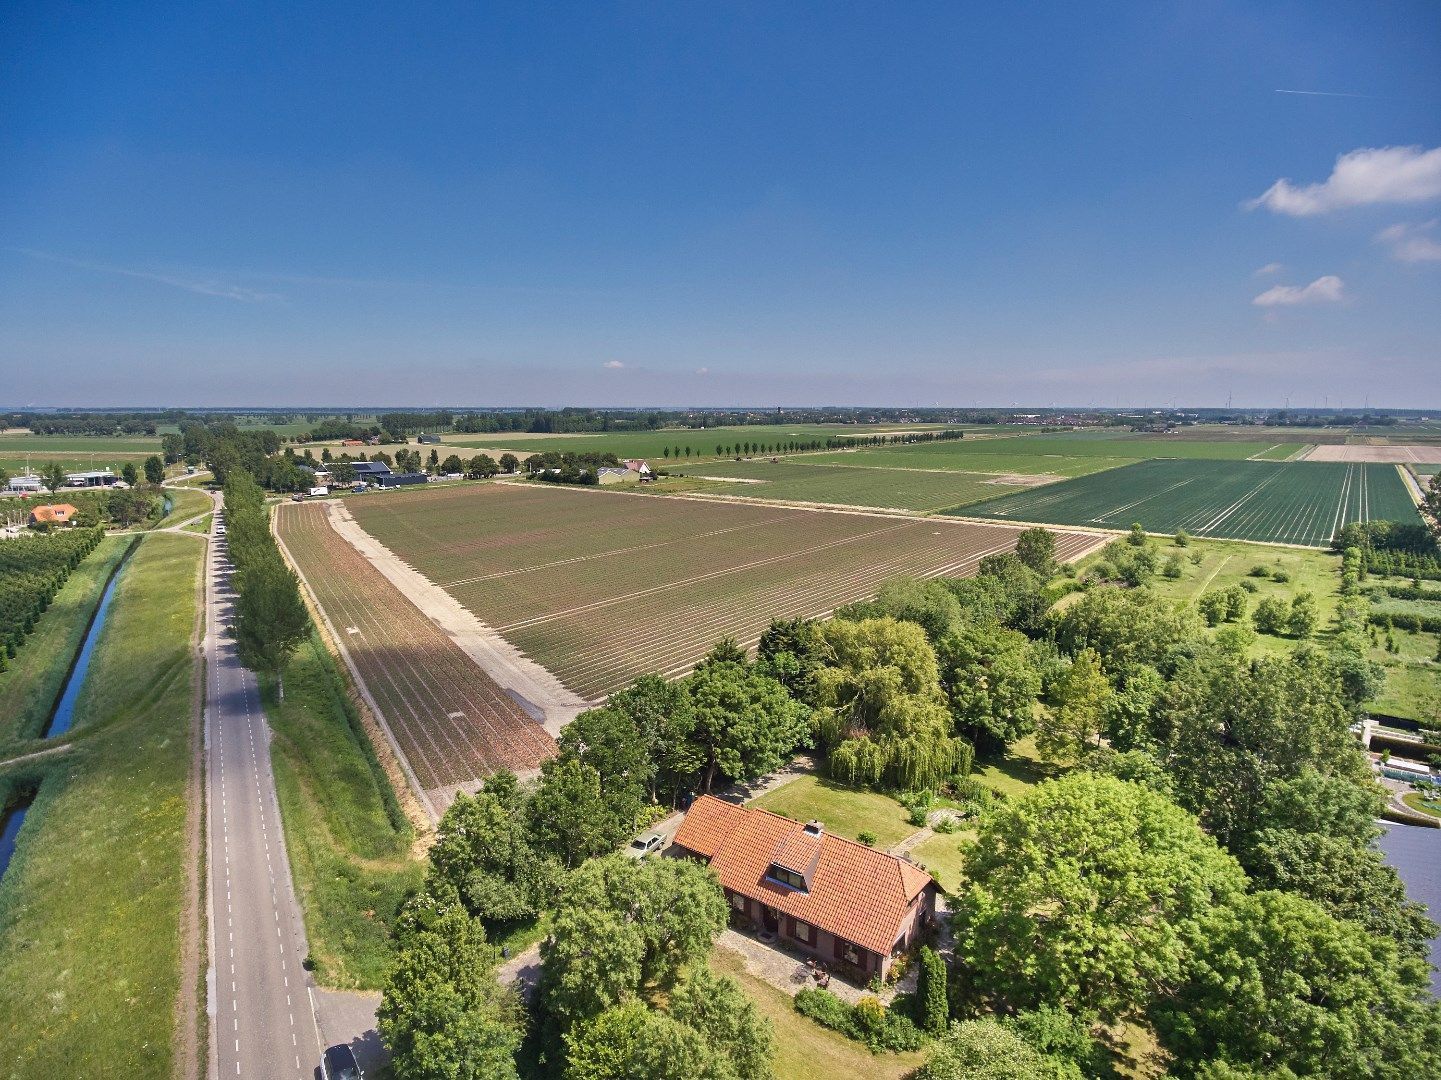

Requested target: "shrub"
[
  {"left": 793, "top": 988, "right": 927, "bottom": 1053},
  {"left": 1271, "top": 568, "right": 1291, "bottom": 583},
  {"left": 858, "top": 830, "right": 878, "bottom": 847},
  {"left": 1249, "top": 565, "right": 1272, "bottom": 577}
]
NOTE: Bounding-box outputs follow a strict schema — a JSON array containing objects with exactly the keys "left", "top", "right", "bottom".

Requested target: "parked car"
[
  {"left": 321, "top": 1044, "right": 362, "bottom": 1080},
  {"left": 626, "top": 833, "right": 665, "bottom": 859}
]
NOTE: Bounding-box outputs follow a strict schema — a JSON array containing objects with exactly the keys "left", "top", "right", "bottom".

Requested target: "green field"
[
  {"left": 0, "top": 533, "right": 201, "bottom": 1078},
  {"left": 668, "top": 459, "right": 1028, "bottom": 511},
  {"left": 957, "top": 459, "right": 1421, "bottom": 547},
  {"left": 0, "top": 434, "right": 162, "bottom": 454}
]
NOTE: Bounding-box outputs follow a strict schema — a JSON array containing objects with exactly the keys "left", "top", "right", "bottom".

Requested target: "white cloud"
[
  {"left": 1253, "top": 262, "right": 1284, "bottom": 276},
  {"left": 602, "top": 360, "right": 625, "bottom": 369},
  {"left": 1252, "top": 275, "right": 1346, "bottom": 307},
  {"left": 695, "top": 366, "right": 710, "bottom": 375},
  {"left": 1376, "top": 220, "right": 1441, "bottom": 263},
  {"left": 1247, "top": 145, "right": 1441, "bottom": 216},
  {"left": 13, "top": 247, "right": 280, "bottom": 302}
]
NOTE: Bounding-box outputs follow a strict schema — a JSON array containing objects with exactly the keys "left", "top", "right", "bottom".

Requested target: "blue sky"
[{"left": 2, "top": 2, "right": 1438, "bottom": 408}]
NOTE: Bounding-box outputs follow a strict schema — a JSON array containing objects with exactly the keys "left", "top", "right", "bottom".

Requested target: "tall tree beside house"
[
  {"left": 41, "top": 461, "right": 67, "bottom": 493},
  {"left": 441, "top": 454, "right": 464, "bottom": 474},
  {"left": 811, "top": 616, "right": 969, "bottom": 792},
  {"left": 954, "top": 773, "right": 1246, "bottom": 1020},
  {"left": 499, "top": 453, "right": 519, "bottom": 474},
  {"left": 683, "top": 654, "right": 810, "bottom": 793},
  {"left": 916, "top": 947, "right": 949, "bottom": 1036}
]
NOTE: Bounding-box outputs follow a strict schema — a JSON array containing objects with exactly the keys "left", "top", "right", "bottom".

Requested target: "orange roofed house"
[
  {"left": 672, "top": 795, "right": 938, "bottom": 982},
  {"left": 29, "top": 503, "right": 80, "bottom": 526}
]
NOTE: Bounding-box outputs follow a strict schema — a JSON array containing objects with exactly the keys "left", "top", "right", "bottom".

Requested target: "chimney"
[{"left": 802, "top": 820, "right": 823, "bottom": 838}]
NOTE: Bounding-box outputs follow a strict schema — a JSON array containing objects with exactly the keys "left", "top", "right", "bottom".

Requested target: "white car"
[{"left": 626, "top": 833, "right": 665, "bottom": 859}]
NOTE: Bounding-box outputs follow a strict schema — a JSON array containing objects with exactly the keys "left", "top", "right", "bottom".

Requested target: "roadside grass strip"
[
  {"left": 276, "top": 502, "right": 555, "bottom": 794},
  {"left": 346, "top": 483, "right": 1107, "bottom": 698},
  {"left": 954, "top": 459, "right": 1421, "bottom": 547}
]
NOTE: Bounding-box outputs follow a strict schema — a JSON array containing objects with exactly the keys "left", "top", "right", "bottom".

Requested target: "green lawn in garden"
[
  {"left": 749, "top": 774, "right": 915, "bottom": 849},
  {"left": 907, "top": 830, "right": 974, "bottom": 895}
]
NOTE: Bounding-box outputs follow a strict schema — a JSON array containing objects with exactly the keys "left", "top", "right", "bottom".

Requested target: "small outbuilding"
[{"left": 597, "top": 467, "right": 640, "bottom": 485}]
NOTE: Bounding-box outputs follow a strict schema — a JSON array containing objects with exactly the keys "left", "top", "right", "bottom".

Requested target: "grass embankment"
[
  {"left": 0, "top": 533, "right": 201, "bottom": 1079},
  {"left": 709, "top": 948, "right": 926, "bottom": 1080},
  {"left": 263, "top": 632, "right": 423, "bottom": 990},
  {"left": 0, "top": 535, "right": 131, "bottom": 747},
  {"left": 155, "top": 485, "right": 212, "bottom": 527}
]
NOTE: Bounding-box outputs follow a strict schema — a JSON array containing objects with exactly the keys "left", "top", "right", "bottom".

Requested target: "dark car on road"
[{"left": 322, "top": 1044, "right": 362, "bottom": 1080}]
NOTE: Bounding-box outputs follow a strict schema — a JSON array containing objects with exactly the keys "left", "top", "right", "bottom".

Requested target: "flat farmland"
[
  {"left": 671, "top": 459, "right": 1031, "bottom": 511},
  {"left": 956, "top": 459, "right": 1421, "bottom": 547},
  {"left": 275, "top": 502, "right": 555, "bottom": 797},
  {"left": 346, "top": 483, "right": 1106, "bottom": 698}
]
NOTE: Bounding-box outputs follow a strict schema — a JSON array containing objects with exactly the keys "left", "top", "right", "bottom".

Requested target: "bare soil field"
[
  {"left": 1301, "top": 444, "right": 1441, "bottom": 464},
  {"left": 275, "top": 502, "right": 555, "bottom": 802},
  {"left": 345, "top": 482, "right": 1107, "bottom": 698}
]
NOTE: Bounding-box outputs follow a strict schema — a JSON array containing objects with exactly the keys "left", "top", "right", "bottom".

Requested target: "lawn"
[
  {"left": 907, "top": 830, "right": 974, "bottom": 895},
  {"left": 972, "top": 735, "right": 1057, "bottom": 800},
  {"left": 750, "top": 774, "right": 916, "bottom": 849},
  {"left": 0, "top": 535, "right": 132, "bottom": 746},
  {"left": 0, "top": 533, "right": 201, "bottom": 1079},
  {"left": 156, "top": 485, "right": 213, "bottom": 527},
  {"left": 709, "top": 947, "right": 927, "bottom": 1080},
  {"left": 666, "top": 459, "right": 1030, "bottom": 511},
  {"left": 957, "top": 459, "right": 1420, "bottom": 547},
  {"left": 264, "top": 633, "right": 424, "bottom": 990},
  {"left": 0, "top": 433, "right": 162, "bottom": 454}
]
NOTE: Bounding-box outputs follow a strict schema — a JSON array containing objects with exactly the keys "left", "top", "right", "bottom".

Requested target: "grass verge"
[
  {"left": 263, "top": 632, "right": 422, "bottom": 990},
  {"left": 157, "top": 485, "right": 213, "bottom": 527},
  {"left": 0, "top": 533, "right": 201, "bottom": 1078},
  {"left": 0, "top": 535, "right": 130, "bottom": 746}
]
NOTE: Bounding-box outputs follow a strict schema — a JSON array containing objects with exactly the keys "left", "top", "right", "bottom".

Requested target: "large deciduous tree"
[
  {"left": 377, "top": 907, "right": 523, "bottom": 1080},
  {"left": 954, "top": 773, "right": 1246, "bottom": 1019},
  {"left": 683, "top": 657, "right": 810, "bottom": 793}
]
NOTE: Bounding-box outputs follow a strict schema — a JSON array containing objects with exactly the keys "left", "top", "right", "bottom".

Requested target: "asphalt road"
[{"left": 204, "top": 501, "right": 323, "bottom": 1079}]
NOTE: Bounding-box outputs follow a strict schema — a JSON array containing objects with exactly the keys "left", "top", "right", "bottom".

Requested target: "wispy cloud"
[
  {"left": 12, "top": 248, "right": 281, "bottom": 302},
  {"left": 1273, "top": 89, "right": 1374, "bottom": 99},
  {"left": 603, "top": 360, "right": 625, "bottom": 369},
  {"left": 1247, "top": 145, "right": 1441, "bottom": 216},
  {"left": 1252, "top": 275, "right": 1346, "bottom": 307},
  {"left": 1375, "top": 220, "right": 1441, "bottom": 263},
  {"left": 1253, "top": 262, "right": 1284, "bottom": 277}
]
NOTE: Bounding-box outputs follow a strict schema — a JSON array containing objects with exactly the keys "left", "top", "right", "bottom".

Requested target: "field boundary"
[{"left": 324, "top": 502, "right": 589, "bottom": 728}]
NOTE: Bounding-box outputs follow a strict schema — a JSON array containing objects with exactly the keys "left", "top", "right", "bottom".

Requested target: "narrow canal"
[
  {"left": 41, "top": 540, "right": 136, "bottom": 739},
  {"left": 0, "top": 795, "right": 34, "bottom": 884}
]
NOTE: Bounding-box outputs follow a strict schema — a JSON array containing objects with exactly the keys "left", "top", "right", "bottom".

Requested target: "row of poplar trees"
[{"left": 223, "top": 470, "right": 310, "bottom": 698}]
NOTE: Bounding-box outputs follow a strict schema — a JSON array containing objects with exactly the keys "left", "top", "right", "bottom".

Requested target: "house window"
[
  {"left": 792, "top": 920, "right": 812, "bottom": 944},
  {"left": 767, "top": 865, "right": 807, "bottom": 891},
  {"left": 730, "top": 894, "right": 747, "bottom": 913},
  {"left": 843, "top": 943, "right": 861, "bottom": 966}
]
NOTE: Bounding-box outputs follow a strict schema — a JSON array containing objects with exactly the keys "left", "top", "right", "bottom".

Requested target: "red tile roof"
[
  {"left": 29, "top": 504, "right": 79, "bottom": 523},
  {"left": 673, "top": 795, "right": 934, "bottom": 956}
]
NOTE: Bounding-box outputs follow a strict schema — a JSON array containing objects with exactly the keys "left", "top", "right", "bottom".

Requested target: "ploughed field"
[
  {"left": 275, "top": 502, "right": 555, "bottom": 794},
  {"left": 956, "top": 459, "right": 1421, "bottom": 547},
  {"left": 345, "top": 482, "right": 1106, "bottom": 698}
]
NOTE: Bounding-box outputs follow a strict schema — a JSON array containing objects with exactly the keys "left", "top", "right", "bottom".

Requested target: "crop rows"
[
  {"left": 275, "top": 502, "right": 554, "bottom": 794},
  {"left": 958, "top": 459, "right": 1421, "bottom": 547},
  {"left": 673, "top": 460, "right": 1030, "bottom": 511},
  {"left": 350, "top": 483, "right": 1106, "bottom": 699}
]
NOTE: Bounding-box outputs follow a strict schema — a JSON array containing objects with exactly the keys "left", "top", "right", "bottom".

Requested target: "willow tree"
[{"left": 812, "top": 616, "right": 969, "bottom": 791}]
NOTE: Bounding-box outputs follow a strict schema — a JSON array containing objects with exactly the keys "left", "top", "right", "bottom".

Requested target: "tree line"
[
  {"left": 0, "top": 526, "right": 104, "bottom": 671},
  {"left": 222, "top": 470, "right": 310, "bottom": 698}
]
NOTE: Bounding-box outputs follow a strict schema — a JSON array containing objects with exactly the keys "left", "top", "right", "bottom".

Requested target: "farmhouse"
[
  {"left": 597, "top": 466, "right": 640, "bottom": 485},
  {"left": 417, "top": 433, "right": 443, "bottom": 444},
  {"left": 623, "top": 458, "right": 653, "bottom": 478},
  {"left": 29, "top": 503, "right": 80, "bottom": 526},
  {"left": 672, "top": 795, "right": 938, "bottom": 982}
]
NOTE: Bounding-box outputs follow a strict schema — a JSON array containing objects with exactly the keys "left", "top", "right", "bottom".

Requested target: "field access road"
[{"left": 203, "top": 496, "right": 323, "bottom": 1079}]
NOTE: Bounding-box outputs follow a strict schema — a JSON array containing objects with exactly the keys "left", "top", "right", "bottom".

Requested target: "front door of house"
[{"left": 763, "top": 906, "right": 779, "bottom": 932}]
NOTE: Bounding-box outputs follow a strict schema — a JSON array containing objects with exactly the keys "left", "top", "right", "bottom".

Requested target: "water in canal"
[
  {"left": 1378, "top": 822, "right": 1441, "bottom": 994},
  {"left": 0, "top": 797, "right": 33, "bottom": 884},
  {"left": 42, "top": 548, "right": 132, "bottom": 738}
]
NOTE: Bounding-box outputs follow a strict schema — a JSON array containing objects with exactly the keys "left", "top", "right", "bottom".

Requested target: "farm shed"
[
  {"left": 597, "top": 467, "right": 640, "bottom": 485},
  {"left": 376, "top": 472, "right": 429, "bottom": 488}
]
